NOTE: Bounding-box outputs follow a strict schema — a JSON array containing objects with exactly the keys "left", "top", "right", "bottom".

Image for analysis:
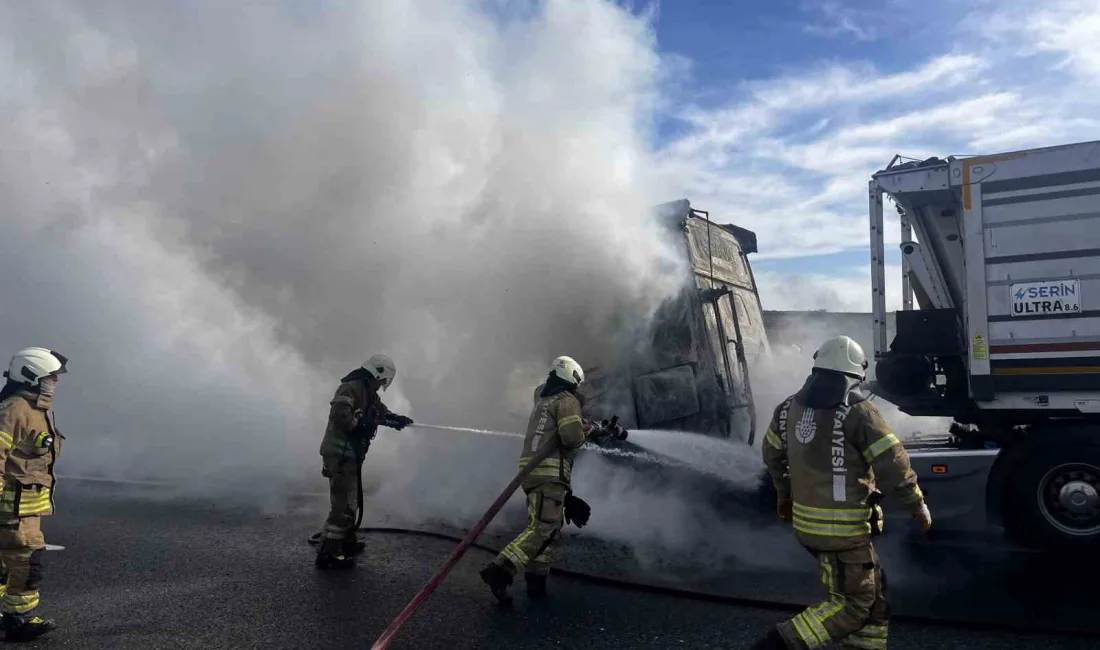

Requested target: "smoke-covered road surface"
[{"left": 24, "top": 481, "right": 1092, "bottom": 649}]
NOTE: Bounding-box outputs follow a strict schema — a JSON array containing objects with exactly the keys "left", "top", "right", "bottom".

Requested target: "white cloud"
[
  {"left": 802, "top": 2, "right": 879, "bottom": 42},
  {"left": 658, "top": 0, "right": 1100, "bottom": 277},
  {"left": 976, "top": 0, "right": 1100, "bottom": 81}
]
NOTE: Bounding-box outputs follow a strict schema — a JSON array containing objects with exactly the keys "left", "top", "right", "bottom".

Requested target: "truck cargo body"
[
  {"left": 868, "top": 140, "right": 1100, "bottom": 550},
  {"left": 582, "top": 199, "right": 769, "bottom": 443}
]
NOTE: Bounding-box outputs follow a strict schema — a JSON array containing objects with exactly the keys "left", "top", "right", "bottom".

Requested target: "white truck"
[{"left": 868, "top": 139, "right": 1100, "bottom": 550}]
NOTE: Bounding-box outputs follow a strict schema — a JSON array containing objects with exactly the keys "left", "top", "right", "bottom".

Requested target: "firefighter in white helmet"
[
  {"left": 313, "top": 354, "right": 413, "bottom": 569},
  {"left": 480, "top": 355, "right": 595, "bottom": 603},
  {"left": 0, "top": 347, "right": 69, "bottom": 641},
  {"left": 752, "top": 336, "right": 932, "bottom": 650}
]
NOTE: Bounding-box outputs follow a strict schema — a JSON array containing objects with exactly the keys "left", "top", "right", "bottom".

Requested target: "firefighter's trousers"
[
  {"left": 777, "top": 543, "right": 889, "bottom": 649},
  {"left": 0, "top": 517, "right": 45, "bottom": 615},
  {"left": 495, "top": 483, "right": 567, "bottom": 577},
  {"left": 321, "top": 457, "right": 360, "bottom": 547}
]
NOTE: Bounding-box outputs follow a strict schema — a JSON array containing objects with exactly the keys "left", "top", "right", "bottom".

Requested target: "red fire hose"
[{"left": 369, "top": 442, "right": 557, "bottom": 650}]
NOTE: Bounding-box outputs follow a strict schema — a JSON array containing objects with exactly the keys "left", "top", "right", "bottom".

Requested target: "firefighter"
[
  {"left": 752, "top": 335, "right": 932, "bottom": 650},
  {"left": 0, "top": 347, "right": 69, "bottom": 641},
  {"left": 479, "top": 355, "right": 595, "bottom": 603},
  {"left": 314, "top": 354, "right": 413, "bottom": 569}
]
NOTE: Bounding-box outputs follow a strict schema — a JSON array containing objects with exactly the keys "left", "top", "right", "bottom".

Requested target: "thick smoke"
[
  {"left": 0, "top": 2, "right": 942, "bottom": 579},
  {"left": 755, "top": 313, "right": 954, "bottom": 441},
  {"left": 0, "top": 1, "right": 689, "bottom": 502}
]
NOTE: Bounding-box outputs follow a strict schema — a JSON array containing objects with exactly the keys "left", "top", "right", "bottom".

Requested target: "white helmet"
[
  {"left": 362, "top": 354, "right": 396, "bottom": 391},
  {"left": 550, "top": 355, "right": 584, "bottom": 387},
  {"left": 4, "top": 347, "right": 68, "bottom": 387},
  {"left": 812, "top": 336, "right": 868, "bottom": 379}
]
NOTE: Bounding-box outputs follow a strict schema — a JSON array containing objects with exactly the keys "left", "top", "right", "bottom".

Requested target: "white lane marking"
[{"left": 44, "top": 544, "right": 64, "bottom": 551}]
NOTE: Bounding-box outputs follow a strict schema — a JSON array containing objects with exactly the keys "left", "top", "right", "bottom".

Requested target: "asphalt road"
[{"left": 11, "top": 480, "right": 1094, "bottom": 649}]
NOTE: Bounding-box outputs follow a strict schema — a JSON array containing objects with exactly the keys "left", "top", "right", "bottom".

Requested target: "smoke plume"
[
  {"left": 0, "top": 2, "right": 943, "bottom": 577},
  {"left": 0, "top": 1, "right": 688, "bottom": 498},
  {"left": 754, "top": 312, "right": 953, "bottom": 441}
]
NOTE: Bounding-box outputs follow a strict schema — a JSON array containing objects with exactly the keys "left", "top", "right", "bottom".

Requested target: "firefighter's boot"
[
  {"left": 525, "top": 573, "right": 547, "bottom": 599},
  {"left": 341, "top": 533, "right": 366, "bottom": 557},
  {"left": 479, "top": 562, "right": 514, "bottom": 605},
  {"left": 315, "top": 538, "right": 355, "bottom": 570},
  {"left": 2, "top": 613, "right": 57, "bottom": 642}
]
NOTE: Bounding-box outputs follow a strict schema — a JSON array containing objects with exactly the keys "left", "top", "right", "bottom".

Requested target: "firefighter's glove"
[
  {"left": 776, "top": 498, "right": 793, "bottom": 523},
  {"left": 913, "top": 502, "right": 932, "bottom": 532},
  {"left": 384, "top": 414, "right": 414, "bottom": 431},
  {"left": 601, "top": 419, "right": 629, "bottom": 441},
  {"left": 564, "top": 493, "right": 591, "bottom": 528}
]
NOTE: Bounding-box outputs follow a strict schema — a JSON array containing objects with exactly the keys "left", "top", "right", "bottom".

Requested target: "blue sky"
[
  {"left": 633, "top": 0, "right": 1100, "bottom": 310},
  {"left": 653, "top": 1, "right": 921, "bottom": 277}
]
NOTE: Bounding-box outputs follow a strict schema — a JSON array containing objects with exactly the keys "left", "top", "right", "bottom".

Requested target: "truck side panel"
[{"left": 955, "top": 142, "right": 1100, "bottom": 400}]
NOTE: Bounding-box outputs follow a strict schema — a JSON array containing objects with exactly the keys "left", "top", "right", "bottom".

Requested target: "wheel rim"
[{"left": 1036, "top": 462, "right": 1100, "bottom": 537}]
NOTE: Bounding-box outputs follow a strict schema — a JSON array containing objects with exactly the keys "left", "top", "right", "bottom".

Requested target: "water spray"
[
  {"left": 411, "top": 423, "right": 668, "bottom": 463},
  {"left": 408, "top": 423, "right": 756, "bottom": 488},
  {"left": 410, "top": 423, "right": 523, "bottom": 440}
]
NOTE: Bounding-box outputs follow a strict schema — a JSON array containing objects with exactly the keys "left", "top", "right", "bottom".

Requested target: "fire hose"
[
  {"left": 368, "top": 439, "right": 560, "bottom": 650},
  {"left": 353, "top": 526, "right": 1097, "bottom": 642}
]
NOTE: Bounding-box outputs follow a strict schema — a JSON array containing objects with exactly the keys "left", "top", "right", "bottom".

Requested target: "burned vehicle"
[{"left": 580, "top": 199, "right": 770, "bottom": 445}]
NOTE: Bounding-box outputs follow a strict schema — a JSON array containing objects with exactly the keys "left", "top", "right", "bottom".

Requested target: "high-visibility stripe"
[
  {"left": 1, "top": 591, "right": 39, "bottom": 614},
  {"left": 0, "top": 431, "right": 11, "bottom": 449},
  {"left": 793, "top": 502, "right": 871, "bottom": 521},
  {"left": 791, "top": 614, "right": 823, "bottom": 648},
  {"left": 852, "top": 622, "right": 888, "bottom": 639},
  {"left": 557, "top": 415, "right": 582, "bottom": 428},
  {"left": 34, "top": 431, "right": 50, "bottom": 448},
  {"left": 863, "top": 433, "right": 901, "bottom": 463},
  {"left": 792, "top": 608, "right": 830, "bottom": 647},
  {"left": 794, "top": 501, "right": 873, "bottom": 536},
  {"left": 18, "top": 502, "right": 52, "bottom": 515},
  {"left": 519, "top": 457, "right": 562, "bottom": 468},
  {"left": 500, "top": 493, "right": 541, "bottom": 568},
  {"left": 764, "top": 428, "right": 785, "bottom": 450},
  {"left": 794, "top": 517, "right": 871, "bottom": 537},
  {"left": 0, "top": 487, "right": 53, "bottom": 516},
  {"left": 823, "top": 555, "right": 836, "bottom": 592},
  {"left": 790, "top": 553, "right": 852, "bottom": 648},
  {"left": 898, "top": 485, "right": 924, "bottom": 504},
  {"left": 519, "top": 455, "right": 572, "bottom": 481}
]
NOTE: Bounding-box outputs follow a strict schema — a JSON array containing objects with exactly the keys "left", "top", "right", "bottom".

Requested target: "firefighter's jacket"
[
  {"left": 762, "top": 375, "right": 925, "bottom": 552},
  {"left": 320, "top": 379, "right": 391, "bottom": 462},
  {"left": 519, "top": 387, "right": 587, "bottom": 491},
  {"left": 0, "top": 389, "right": 63, "bottom": 519}
]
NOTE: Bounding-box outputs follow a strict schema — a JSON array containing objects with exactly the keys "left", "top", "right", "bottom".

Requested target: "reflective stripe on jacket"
[
  {"left": 319, "top": 379, "right": 389, "bottom": 461},
  {"left": 762, "top": 391, "right": 924, "bottom": 551},
  {"left": 519, "top": 390, "right": 587, "bottom": 490},
  {"left": 0, "top": 390, "right": 63, "bottom": 519}
]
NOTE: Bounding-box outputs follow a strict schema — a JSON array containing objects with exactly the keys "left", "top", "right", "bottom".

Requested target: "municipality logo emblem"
[{"left": 795, "top": 408, "right": 816, "bottom": 444}]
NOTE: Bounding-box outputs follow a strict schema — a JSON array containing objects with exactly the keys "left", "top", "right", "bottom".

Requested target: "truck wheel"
[{"left": 1003, "top": 440, "right": 1100, "bottom": 549}]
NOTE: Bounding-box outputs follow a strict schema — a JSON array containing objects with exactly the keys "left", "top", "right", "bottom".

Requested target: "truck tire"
[{"left": 1002, "top": 437, "right": 1100, "bottom": 550}]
